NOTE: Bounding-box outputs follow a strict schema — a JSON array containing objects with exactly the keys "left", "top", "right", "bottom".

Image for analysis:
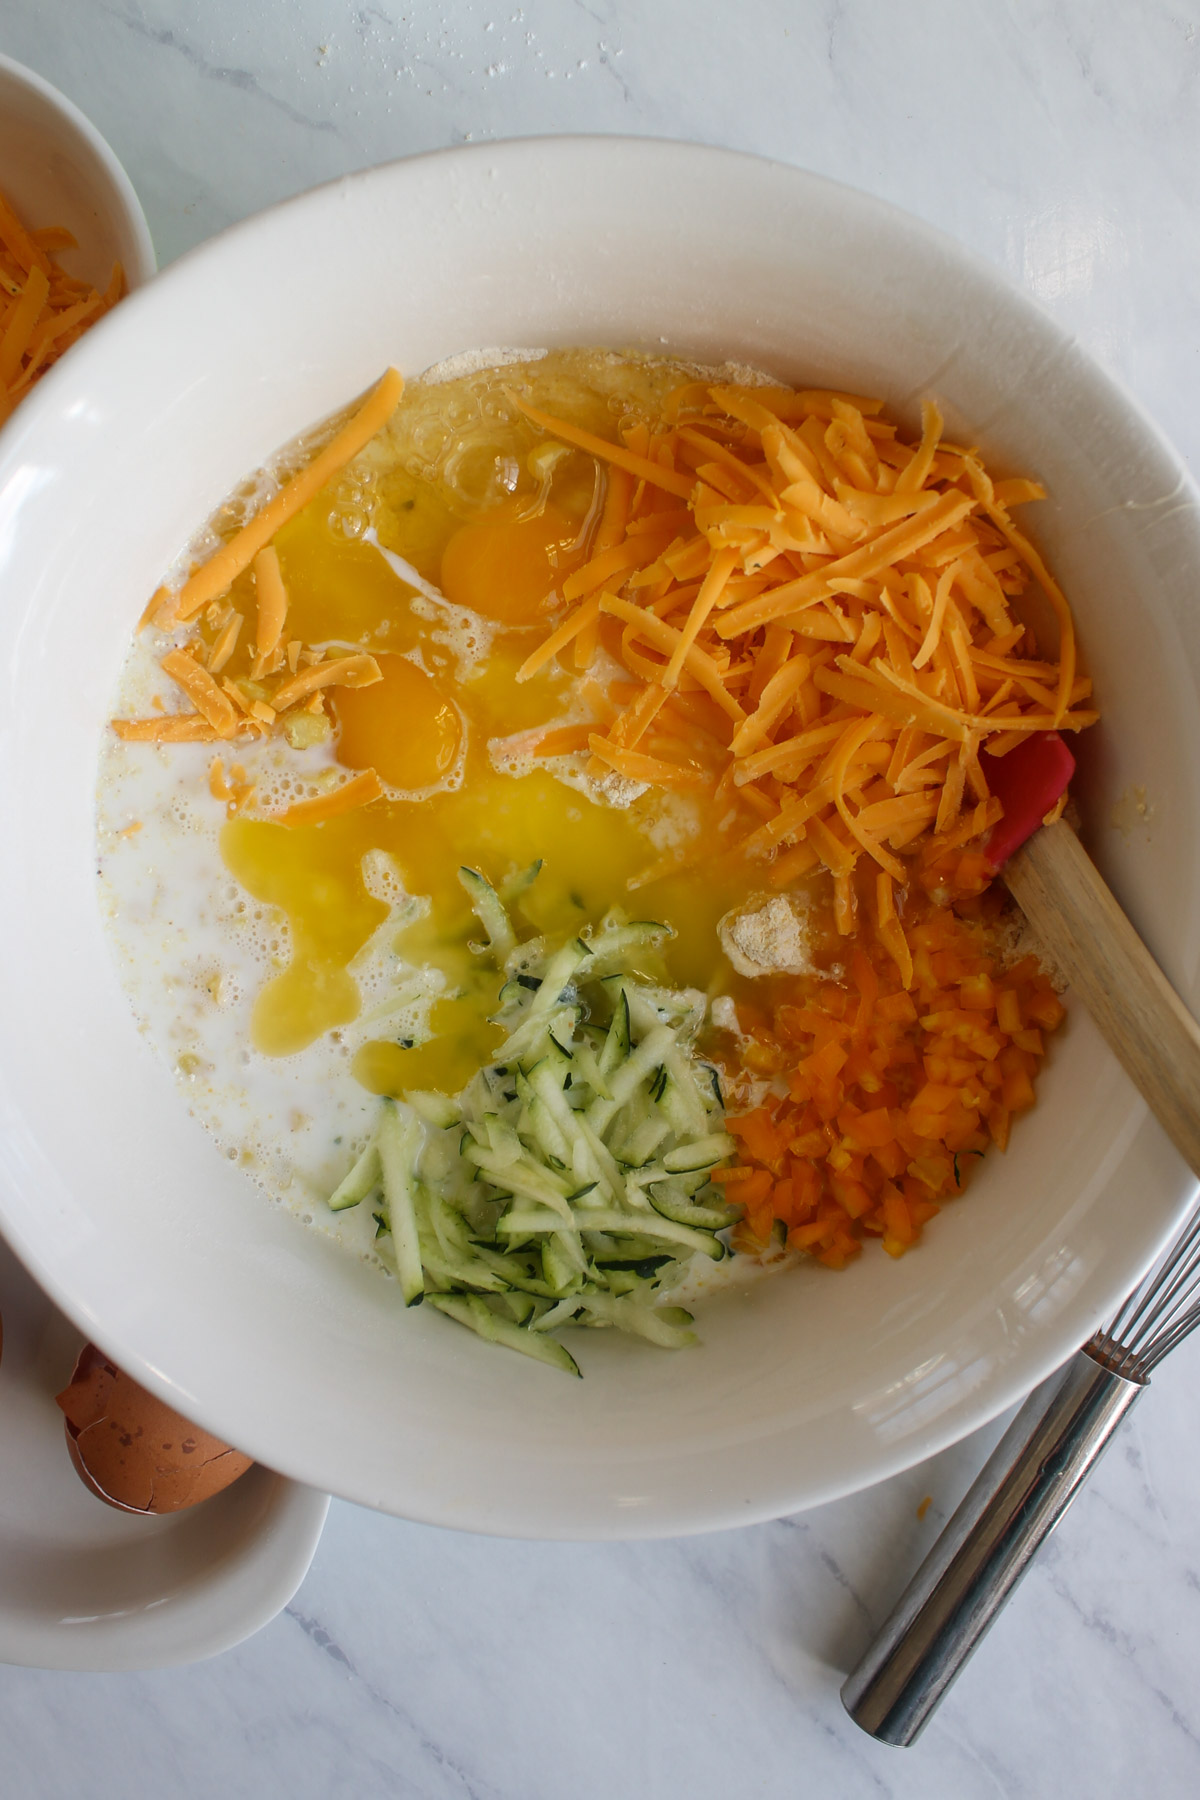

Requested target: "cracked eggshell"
[{"left": 55, "top": 1343, "right": 253, "bottom": 1515}]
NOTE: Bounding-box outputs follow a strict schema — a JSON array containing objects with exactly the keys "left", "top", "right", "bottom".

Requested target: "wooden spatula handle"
[{"left": 1003, "top": 819, "right": 1200, "bottom": 1178}]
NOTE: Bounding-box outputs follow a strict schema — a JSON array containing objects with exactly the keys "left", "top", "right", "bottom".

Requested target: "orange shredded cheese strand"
[
  {"left": 599, "top": 594, "right": 746, "bottom": 722},
  {"left": 111, "top": 715, "right": 223, "bottom": 743},
  {"left": 526, "top": 724, "right": 595, "bottom": 757},
  {"left": 586, "top": 734, "right": 708, "bottom": 788},
  {"left": 160, "top": 649, "right": 240, "bottom": 737},
  {"left": 894, "top": 399, "right": 944, "bottom": 494},
  {"left": 207, "top": 612, "right": 243, "bottom": 674},
  {"left": 27, "top": 291, "right": 101, "bottom": 355},
  {"left": 829, "top": 716, "right": 906, "bottom": 883},
  {"left": 730, "top": 652, "right": 812, "bottom": 756},
  {"left": 912, "top": 564, "right": 956, "bottom": 669},
  {"left": 733, "top": 716, "right": 847, "bottom": 785},
  {"left": 515, "top": 594, "right": 602, "bottom": 683},
  {"left": 808, "top": 814, "right": 856, "bottom": 877},
  {"left": 0, "top": 189, "right": 125, "bottom": 416},
  {"left": 562, "top": 511, "right": 683, "bottom": 602},
  {"left": 506, "top": 391, "right": 696, "bottom": 500},
  {"left": 0, "top": 189, "right": 51, "bottom": 275},
  {"left": 874, "top": 872, "right": 914, "bottom": 986},
  {"left": 767, "top": 840, "right": 822, "bottom": 887},
  {"left": 608, "top": 682, "right": 668, "bottom": 751},
  {"left": 663, "top": 545, "right": 738, "bottom": 688},
  {"left": 270, "top": 653, "right": 382, "bottom": 712},
  {"left": 252, "top": 546, "right": 289, "bottom": 673},
  {"left": 279, "top": 768, "right": 383, "bottom": 827},
  {"left": 0, "top": 265, "right": 50, "bottom": 386},
  {"left": 740, "top": 780, "right": 835, "bottom": 854},
  {"left": 982, "top": 503, "right": 1076, "bottom": 722},
  {"left": 716, "top": 491, "right": 977, "bottom": 638},
  {"left": 159, "top": 369, "right": 405, "bottom": 624}
]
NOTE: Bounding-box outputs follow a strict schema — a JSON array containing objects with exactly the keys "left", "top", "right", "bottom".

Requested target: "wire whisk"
[
  {"left": 841, "top": 1202, "right": 1200, "bottom": 1745},
  {"left": 1091, "top": 1206, "right": 1200, "bottom": 1379}
]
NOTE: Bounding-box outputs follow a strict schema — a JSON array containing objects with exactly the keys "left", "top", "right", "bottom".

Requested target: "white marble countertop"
[{"left": 4, "top": 1, "right": 1200, "bottom": 1792}]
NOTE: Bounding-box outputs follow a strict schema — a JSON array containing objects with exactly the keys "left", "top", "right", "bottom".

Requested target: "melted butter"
[
  {"left": 221, "top": 811, "right": 388, "bottom": 1055},
  {"left": 274, "top": 511, "right": 427, "bottom": 652},
  {"left": 218, "top": 350, "right": 758, "bottom": 1093},
  {"left": 335, "top": 654, "right": 463, "bottom": 790},
  {"left": 225, "top": 756, "right": 743, "bottom": 1086}
]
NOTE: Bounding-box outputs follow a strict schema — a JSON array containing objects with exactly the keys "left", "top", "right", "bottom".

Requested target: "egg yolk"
[
  {"left": 439, "top": 504, "right": 585, "bottom": 624},
  {"left": 331, "top": 655, "right": 462, "bottom": 791}
]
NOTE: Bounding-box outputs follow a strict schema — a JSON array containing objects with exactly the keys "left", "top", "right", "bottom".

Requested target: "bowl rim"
[
  {"left": 0, "top": 49, "right": 156, "bottom": 290},
  {"left": 0, "top": 135, "right": 1198, "bottom": 1538},
  {"left": 0, "top": 1233, "right": 330, "bottom": 1673}
]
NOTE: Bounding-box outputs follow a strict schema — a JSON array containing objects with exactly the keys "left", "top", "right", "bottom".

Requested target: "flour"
[{"left": 718, "top": 894, "right": 815, "bottom": 979}]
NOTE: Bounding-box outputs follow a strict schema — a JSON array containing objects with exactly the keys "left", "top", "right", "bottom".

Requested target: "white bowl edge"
[{"left": 0, "top": 52, "right": 156, "bottom": 291}]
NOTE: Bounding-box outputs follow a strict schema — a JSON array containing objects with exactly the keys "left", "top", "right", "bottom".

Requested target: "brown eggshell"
[{"left": 56, "top": 1342, "right": 253, "bottom": 1514}]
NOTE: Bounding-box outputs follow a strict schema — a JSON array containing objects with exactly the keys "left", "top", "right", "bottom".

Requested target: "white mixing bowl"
[{"left": 0, "top": 140, "right": 1197, "bottom": 1538}]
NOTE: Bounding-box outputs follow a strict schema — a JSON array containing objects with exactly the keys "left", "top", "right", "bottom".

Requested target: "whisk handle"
[{"left": 840, "top": 1347, "right": 1144, "bottom": 1745}]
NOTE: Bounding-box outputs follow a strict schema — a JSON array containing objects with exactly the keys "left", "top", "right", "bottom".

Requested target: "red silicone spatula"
[{"left": 979, "top": 732, "right": 1200, "bottom": 1176}]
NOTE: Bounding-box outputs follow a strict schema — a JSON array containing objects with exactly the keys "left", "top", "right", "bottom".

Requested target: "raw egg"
[
  {"left": 440, "top": 503, "right": 585, "bottom": 624},
  {"left": 331, "top": 654, "right": 462, "bottom": 791}
]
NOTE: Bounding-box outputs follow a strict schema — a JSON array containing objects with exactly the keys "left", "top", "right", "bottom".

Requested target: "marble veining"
[{"left": 2, "top": 0, "right": 1200, "bottom": 1792}]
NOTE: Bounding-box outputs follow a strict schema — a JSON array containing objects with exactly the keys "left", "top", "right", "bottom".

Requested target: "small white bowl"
[
  {"left": 0, "top": 53, "right": 155, "bottom": 294},
  {"left": 0, "top": 61, "right": 331, "bottom": 1670},
  {"left": 0, "top": 1235, "right": 329, "bottom": 1673},
  {"left": 0, "top": 140, "right": 1197, "bottom": 1540}
]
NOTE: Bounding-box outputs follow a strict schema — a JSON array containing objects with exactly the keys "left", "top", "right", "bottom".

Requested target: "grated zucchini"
[{"left": 325, "top": 886, "right": 741, "bottom": 1373}]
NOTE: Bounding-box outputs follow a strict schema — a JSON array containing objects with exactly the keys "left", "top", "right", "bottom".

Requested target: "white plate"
[
  {"left": 0, "top": 140, "right": 1197, "bottom": 1539},
  {"left": 0, "top": 1234, "right": 329, "bottom": 1672}
]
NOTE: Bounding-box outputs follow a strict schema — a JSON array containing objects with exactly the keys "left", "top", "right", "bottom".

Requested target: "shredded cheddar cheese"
[
  {"left": 251, "top": 546, "right": 289, "bottom": 675},
  {"left": 516, "top": 379, "right": 1095, "bottom": 961},
  {"left": 111, "top": 714, "right": 224, "bottom": 744},
  {"left": 506, "top": 390, "right": 695, "bottom": 500},
  {"left": 113, "top": 379, "right": 402, "bottom": 761},
  {"left": 278, "top": 767, "right": 383, "bottom": 828},
  {"left": 149, "top": 369, "right": 405, "bottom": 627},
  {"left": 207, "top": 756, "right": 257, "bottom": 816},
  {"left": 160, "top": 648, "right": 240, "bottom": 738},
  {"left": 0, "top": 187, "right": 125, "bottom": 423},
  {"left": 269, "top": 653, "right": 382, "bottom": 713}
]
